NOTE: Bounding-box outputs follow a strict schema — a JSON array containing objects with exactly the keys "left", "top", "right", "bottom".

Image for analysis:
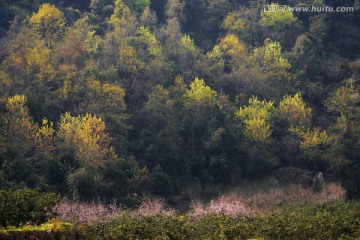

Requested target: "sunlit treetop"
[
  {"left": 109, "top": 0, "right": 132, "bottom": 28},
  {"left": 264, "top": 39, "right": 291, "bottom": 71},
  {"left": 222, "top": 12, "right": 246, "bottom": 32},
  {"left": 58, "top": 112, "right": 116, "bottom": 165},
  {"left": 4, "top": 95, "right": 37, "bottom": 146},
  {"left": 6, "top": 94, "right": 28, "bottom": 116},
  {"left": 325, "top": 79, "right": 360, "bottom": 117},
  {"left": 185, "top": 78, "right": 217, "bottom": 104},
  {"left": 113, "top": 0, "right": 131, "bottom": 18},
  {"left": 207, "top": 45, "right": 224, "bottom": 61},
  {"left": 179, "top": 34, "right": 199, "bottom": 55},
  {"left": 30, "top": 4, "right": 66, "bottom": 28},
  {"left": 260, "top": 3, "right": 297, "bottom": 27},
  {"left": 278, "top": 93, "right": 312, "bottom": 127},
  {"left": 235, "top": 96, "right": 274, "bottom": 142},
  {"left": 236, "top": 96, "right": 274, "bottom": 122},
  {"left": 219, "top": 34, "right": 247, "bottom": 57},
  {"left": 290, "top": 126, "right": 329, "bottom": 148},
  {"left": 30, "top": 4, "right": 66, "bottom": 46},
  {"left": 137, "top": 26, "right": 163, "bottom": 57}
]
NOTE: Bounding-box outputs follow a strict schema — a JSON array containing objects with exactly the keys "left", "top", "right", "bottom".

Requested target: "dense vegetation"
[
  {"left": 73, "top": 201, "right": 360, "bottom": 240},
  {"left": 0, "top": 188, "right": 59, "bottom": 228},
  {"left": 0, "top": 0, "right": 359, "bottom": 204},
  {"left": 1, "top": 199, "right": 360, "bottom": 239}
]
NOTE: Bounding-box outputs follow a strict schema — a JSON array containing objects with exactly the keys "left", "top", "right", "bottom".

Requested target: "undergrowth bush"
[
  {"left": 2, "top": 192, "right": 360, "bottom": 239},
  {"left": 49, "top": 183, "right": 352, "bottom": 239},
  {"left": 258, "top": 201, "right": 360, "bottom": 240},
  {"left": 76, "top": 201, "right": 360, "bottom": 240},
  {"left": 0, "top": 188, "right": 60, "bottom": 228},
  {"left": 55, "top": 198, "right": 121, "bottom": 224}
]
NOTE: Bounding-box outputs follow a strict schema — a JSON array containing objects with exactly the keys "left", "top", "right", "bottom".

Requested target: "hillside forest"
[{"left": 0, "top": 0, "right": 359, "bottom": 203}]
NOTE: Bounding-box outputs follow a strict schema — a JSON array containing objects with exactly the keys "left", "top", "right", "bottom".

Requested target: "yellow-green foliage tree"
[
  {"left": 179, "top": 34, "right": 198, "bottom": 56},
  {"left": 222, "top": 12, "right": 246, "bottom": 33},
  {"left": 235, "top": 96, "right": 274, "bottom": 142},
  {"left": 290, "top": 126, "right": 329, "bottom": 165},
  {"left": 30, "top": 4, "right": 66, "bottom": 47},
  {"left": 278, "top": 93, "right": 312, "bottom": 127},
  {"left": 263, "top": 39, "right": 291, "bottom": 72},
  {"left": 218, "top": 34, "right": 248, "bottom": 71},
  {"left": 119, "top": 26, "right": 164, "bottom": 78},
  {"left": 35, "top": 118, "right": 55, "bottom": 157},
  {"left": 58, "top": 112, "right": 116, "bottom": 165},
  {"left": 83, "top": 78, "right": 126, "bottom": 115},
  {"left": 290, "top": 127, "right": 329, "bottom": 148},
  {"left": 324, "top": 79, "right": 360, "bottom": 148},
  {"left": 119, "top": 44, "right": 142, "bottom": 75},
  {"left": 3, "top": 95, "right": 37, "bottom": 148},
  {"left": 25, "top": 45, "right": 56, "bottom": 87},
  {"left": 109, "top": 0, "right": 136, "bottom": 34},
  {"left": 136, "top": 26, "right": 166, "bottom": 80},
  {"left": 81, "top": 78, "right": 129, "bottom": 153},
  {"left": 249, "top": 39, "right": 292, "bottom": 99},
  {"left": 137, "top": 26, "right": 163, "bottom": 58},
  {"left": 2, "top": 94, "right": 56, "bottom": 159},
  {"left": 185, "top": 78, "right": 217, "bottom": 105},
  {"left": 206, "top": 45, "right": 225, "bottom": 75},
  {"left": 325, "top": 79, "right": 360, "bottom": 118},
  {"left": 177, "top": 34, "right": 201, "bottom": 74},
  {"left": 260, "top": 3, "right": 297, "bottom": 27}
]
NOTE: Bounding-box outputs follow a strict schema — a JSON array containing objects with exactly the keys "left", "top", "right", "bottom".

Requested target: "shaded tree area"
[{"left": 0, "top": 0, "right": 359, "bottom": 202}]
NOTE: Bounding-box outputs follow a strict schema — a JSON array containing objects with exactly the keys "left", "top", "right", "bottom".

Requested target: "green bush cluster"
[
  {"left": 0, "top": 188, "right": 60, "bottom": 229},
  {"left": 258, "top": 201, "right": 360, "bottom": 240},
  {"left": 77, "top": 201, "right": 360, "bottom": 240}
]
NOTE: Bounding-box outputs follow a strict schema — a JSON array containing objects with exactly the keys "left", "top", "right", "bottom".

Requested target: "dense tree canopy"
[{"left": 0, "top": 0, "right": 359, "bottom": 201}]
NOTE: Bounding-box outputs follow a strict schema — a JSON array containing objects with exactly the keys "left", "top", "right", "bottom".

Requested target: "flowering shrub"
[
  {"left": 55, "top": 198, "right": 121, "bottom": 224},
  {"left": 188, "top": 182, "right": 345, "bottom": 218},
  {"left": 189, "top": 194, "right": 256, "bottom": 218},
  {"left": 55, "top": 183, "right": 345, "bottom": 224},
  {"left": 134, "top": 198, "right": 175, "bottom": 217}
]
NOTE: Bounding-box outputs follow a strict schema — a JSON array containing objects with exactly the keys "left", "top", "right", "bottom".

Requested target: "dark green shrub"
[
  {"left": 0, "top": 188, "right": 60, "bottom": 228},
  {"left": 79, "top": 215, "right": 188, "bottom": 240},
  {"left": 258, "top": 201, "right": 360, "bottom": 240},
  {"left": 79, "top": 214, "right": 256, "bottom": 240},
  {"left": 186, "top": 214, "right": 254, "bottom": 240}
]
